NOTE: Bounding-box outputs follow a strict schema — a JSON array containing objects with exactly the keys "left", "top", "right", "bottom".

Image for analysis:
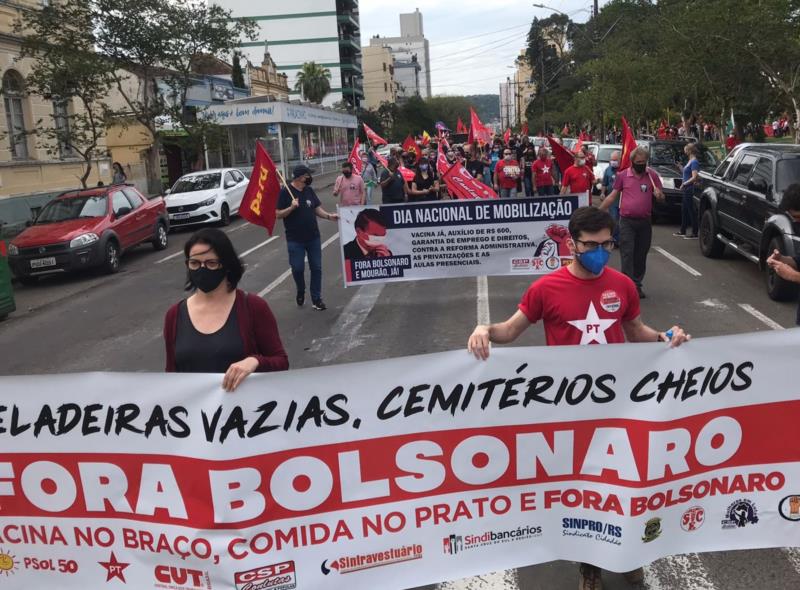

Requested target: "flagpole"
[{"left": 275, "top": 168, "right": 298, "bottom": 203}]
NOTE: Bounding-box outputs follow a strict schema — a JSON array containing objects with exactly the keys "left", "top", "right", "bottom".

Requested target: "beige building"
[
  {"left": 0, "top": 0, "right": 110, "bottom": 199},
  {"left": 362, "top": 45, "right": 400, "bottom": 110},
  {"left": 513, "top": 50, "right": 536, "bottom": 127},
  {"left": 247, "top": 45, "right": 290, "bottom": 100}
]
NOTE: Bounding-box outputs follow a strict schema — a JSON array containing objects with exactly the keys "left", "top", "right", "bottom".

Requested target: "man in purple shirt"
[{"left": 600, "top": 146, "right": 664, "bottom": 299}]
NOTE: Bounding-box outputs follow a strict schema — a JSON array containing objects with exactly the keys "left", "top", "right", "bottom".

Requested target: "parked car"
[
  {"left": 8, "top": 185, "right": 169, "bottom": 284},
  {"left": 165, "top": 168, "right": 248, "bottom": 228},
  {"left": 695, "top": 143, "right": 800, "bottom": 300},
  {"left": 639, "top": 140, "right": 718, "bottom": 220}
]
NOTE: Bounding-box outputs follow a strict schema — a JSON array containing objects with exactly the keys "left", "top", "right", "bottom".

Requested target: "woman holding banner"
[{"left": 163, "top": 228, "right": 289, "bottom": 391}]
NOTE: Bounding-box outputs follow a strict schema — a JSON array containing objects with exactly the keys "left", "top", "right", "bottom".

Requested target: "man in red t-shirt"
[
  {"left": 560, "top": 158, "right": 594, "bottom": 196},
  {"left": 467, "top": 206, "right": 690, "bottom": 590},
  {"left": 493, "top": 148, "right": 521, "bottom": 198},
  {"left": 532, "top": 147, "right": 555, "bottom": 196}
]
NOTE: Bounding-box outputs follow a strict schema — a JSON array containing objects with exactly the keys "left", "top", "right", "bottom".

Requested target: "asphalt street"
[{"left": 1, "top": 184, "right": 799, "bottom": 589}]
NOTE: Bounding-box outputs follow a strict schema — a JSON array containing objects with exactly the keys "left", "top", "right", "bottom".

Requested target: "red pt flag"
[
  {"left": 239, "top": 142, "right": 281, "bottom": 235},
  {"left": 363, "top": 123, "right": 388, "bottom": 146},
  {"left": 503, "top": 128, "right": 511, "bottom": 145},
  {"left": 469, "top": 107, "right": 492, "bottom": 145},
  {"left": 619, "top": 116, "right": 638, "bottom": 172},
  {"left": 443, "top": 164, "right": 498, "bottom": 200},
  {"left": 547, "top": 136, "right": 575, "bottom": 175},
  {"left": 456, "top": 117, "right": 468, "bottom": 134},
  {"left": 348, "top": 138, "right": 364, "bottom": 175}
]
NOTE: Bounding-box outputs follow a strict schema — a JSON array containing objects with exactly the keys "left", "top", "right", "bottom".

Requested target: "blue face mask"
[{"left": 576, "top": 247, "right": 610, "bottom": 275}]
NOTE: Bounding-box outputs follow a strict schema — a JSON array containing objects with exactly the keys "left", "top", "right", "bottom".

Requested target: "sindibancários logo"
[{"left": 444, "top": 526, "right": 542, "bottom": 555}]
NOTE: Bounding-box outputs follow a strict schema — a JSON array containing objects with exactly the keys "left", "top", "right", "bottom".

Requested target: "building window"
[
  {"left": 53, "top": 99, "right": 74, "bottom": 159},
  {"left": 3, "top": 70, "right": 28, "bottom": 159}
]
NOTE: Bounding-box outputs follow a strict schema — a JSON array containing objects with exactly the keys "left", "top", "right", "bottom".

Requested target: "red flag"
[
  {"left": 503, "top": 128, "right": 511, "bottom": 145},
  {"left": 436, "top": 140, "right": 451, "bottom": 177},
  {"left": 372, "top": 149, "right": 389, "bottom": 169},
  {"left": 398, "top": 166, "right": 416, "bottom": 181},
  {"left": 619, "top": 116, "right": 638, "bottom": 171},
  {"left": 443, "top": 163, "right": 498, "bottom": 200},
  {"left": 421, "top": 130, "right": 431, "bottom": 146},
  {"left": 547, "top": 136, "right": 575, "bottom": 174},
  {"left": 521, "top": 122, "right": 529, "bottom": 136},
  {"left": 348, "top": 138, "right": 364, "bottom": 175},
  {"left": 402, "top": 135, "right": 420, "bottom": 163},
  {"left": 456, "top": 117, "right": 467, "bottom": 134},
  {"left": 363, "top": 123, "right": 387, "bottom": 146},
  {"left": 469, "top": 107, "right": 492, "bottom": 145},
  {"left": 240, "top": 142, "right": 281, "bottom": 235},
  {"left": 573, "top": 138, "right": 584, "bottom": 155}
]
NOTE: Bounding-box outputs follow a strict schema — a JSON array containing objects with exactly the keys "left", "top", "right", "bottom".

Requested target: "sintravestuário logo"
[
  {"left": 321, "top": 545, "right": 422, "bottom": 575},
  {"left": 722, "top": 499, "right": 759, "bottom": 529}
]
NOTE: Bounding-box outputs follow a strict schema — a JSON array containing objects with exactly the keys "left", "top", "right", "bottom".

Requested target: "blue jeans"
[
  {"left": 523, "top": 177, "right": 533, "bottom": 196},
  {"left": 609, "top": 201, "right": 620, "bottom": 242},
  {"left": 365, "top": 185, "right": 374, "bottom": 204},
  {"left": 680, "top": 186, "right": 698, "bottom": 236},
  {"left": 500, "top": 187, "right": 517, "bottom": 198},
  {"left": 287, "top": 237, "right": 322, "bottom": 301}
]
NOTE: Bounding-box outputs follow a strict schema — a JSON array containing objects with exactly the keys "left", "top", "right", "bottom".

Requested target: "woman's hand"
[{"left": 222, "top": 357, "right": 259, "bottom": 392}]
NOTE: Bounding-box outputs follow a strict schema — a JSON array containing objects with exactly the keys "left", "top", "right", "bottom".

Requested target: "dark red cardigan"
[{"left": 164, "top": 289, "right": 289, "bottom": 373}]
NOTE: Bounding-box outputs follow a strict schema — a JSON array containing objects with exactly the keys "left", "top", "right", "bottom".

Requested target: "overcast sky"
[{"left": 359, "top": 0, "right": 608, "bottom": 97}]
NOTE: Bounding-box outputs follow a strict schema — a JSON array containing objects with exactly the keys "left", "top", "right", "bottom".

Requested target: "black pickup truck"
[{"left": 695, "top": 143, "right": 800, "bottom": 300}]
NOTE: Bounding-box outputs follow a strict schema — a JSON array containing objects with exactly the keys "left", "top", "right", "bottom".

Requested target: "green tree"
[
  {"left": 16, "top": 2, "right": 119, "bottom": 188},
  {"left": 425, "top": 96, "right": 473, "bottom": 132},
  {"left": 294, "top": 62, "right": 332, "bottom": 104}
]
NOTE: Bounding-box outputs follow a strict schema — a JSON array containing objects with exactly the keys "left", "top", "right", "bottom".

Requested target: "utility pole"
[{"left": 593, "top": 0, "right": 599, "bottom": 17}]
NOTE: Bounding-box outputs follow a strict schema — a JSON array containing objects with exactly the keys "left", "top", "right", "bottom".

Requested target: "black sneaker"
[
  {"left": 312, "top": 299, "right": 327, "bottom": 311},
  {"left": 296, "top": 293, "right": 305, "bottom": 307}
]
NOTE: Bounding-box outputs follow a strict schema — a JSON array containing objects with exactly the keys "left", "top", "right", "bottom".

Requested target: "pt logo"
[
  {"left": 443, "top": 534, "right": 463, "bottom": 555},
  {"left": 98, "top": 552, "right": 129, "bottom": 582},
  {"left": 568, "top": 302, "right": 617, "bottom": 344}
]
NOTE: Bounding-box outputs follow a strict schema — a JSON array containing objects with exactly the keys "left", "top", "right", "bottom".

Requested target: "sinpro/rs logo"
[
  {"left": 234, "top": 561, "right": 296, "bottom": 590},
  {"left": 321, "top": 545, "right": 422, "bottom": 574}
]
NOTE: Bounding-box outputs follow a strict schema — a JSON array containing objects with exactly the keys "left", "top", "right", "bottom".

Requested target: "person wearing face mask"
[
  {"left": 361, "top": 152, "right": 378, "bottom": 204},
  {"left": 380, "top": 156, "right": 408, "bottom": 204},
  {"left": 601, "top": 150, "right": 621, "bottom": 243},
  {"left": 163, "top": 228, "right": 289, "bottom": 392},
  {"left": 333, "top": 162, "right": 365, "bottom": 207},
  {"left": 599, "top": 146, "right": 664, "bottom": 299},
  {"left": 409, "top": 159, "right": 440, "bottom": 202},
  {"left": 493, "top": 148, "right": 521, "bottom": 198},
  {"left": 343, "top": 208, "right": 392, "bottom": 261},
  {"left": 560, "top": 153, "right": 595, "bottom": 196},
  {"left": 532, "top": 147, "right": 556, "bottom": 196},
  {"left": 520, "top": 146, "right": 537, "bottom": 196},
  {"left": 276, "top": 164, "right": 340, "bottom": 311},
  {"left": 467, "top": 209, "right": 690, "bottom": 590}
]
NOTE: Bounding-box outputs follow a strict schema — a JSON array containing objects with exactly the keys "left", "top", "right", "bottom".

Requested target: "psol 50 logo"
[
  {"left": 0, "top": 547, "right": 17, "bottom": 577},
  {"left": 234, "top": 561, "right": 296, "bottom": 590},
  {"left": 154, "top": 565, "right": 211, "bottom": 590},
  {"left": 321, "top": 545, "right": 422, "bottom": 575}
]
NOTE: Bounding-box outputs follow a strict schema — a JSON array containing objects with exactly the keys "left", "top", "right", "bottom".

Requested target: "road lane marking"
[
  {"left": 737, "top": 303, "right": 785, "bottom": 330},
  {"left": 477, "top": 275, "right": 490, "bottom": 325},
  {"left": 320, "top": 283, "right": 384, "bottom": 363},
  {"left": 240, "top": 236, "right": 279, "bottom": 258},
  {"left": 644, "top": 553, "right": 717, "bottom": 590},
  {"left": 698, "top": 298, "right": 729, "bottom": 311},
  {"left": 155, "top": 250, "right": 184, "bottom": 264},
  {"left": 225, "top": 220, "right": 250, "bottom": 233},
  {"left": 258, "top": 233, "right": 339, "bottom": 298},
  {"left": 438, "top": 569, "right": 519, "bottom": 590},
  {"left": 654, "top": 246, "right": 702, "bottom": 277}
]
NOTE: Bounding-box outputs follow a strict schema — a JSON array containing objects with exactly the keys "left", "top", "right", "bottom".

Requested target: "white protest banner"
[
  {"left": 337, "top": 195, "right": 589, "bottom": 286},
  {"left": 1, "top": 330, "right": 799, "bottom": 589}
]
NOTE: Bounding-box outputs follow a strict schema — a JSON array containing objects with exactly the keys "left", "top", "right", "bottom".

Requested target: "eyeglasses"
[
  {"left": 186, "top": 258, "right": 222, "bottom": 270},
  {"left": 574, "top": 239, "right": 616, "bottom": 252}
]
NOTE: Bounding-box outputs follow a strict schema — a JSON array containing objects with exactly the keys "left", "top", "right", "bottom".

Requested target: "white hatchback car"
[{"left": 165, "top": 168, "right": 248, "bottom": 228}]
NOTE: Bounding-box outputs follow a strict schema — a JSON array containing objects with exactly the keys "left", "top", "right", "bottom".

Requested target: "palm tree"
[{"left": 294, "top": 61, "right": 332, "bottom": 104}]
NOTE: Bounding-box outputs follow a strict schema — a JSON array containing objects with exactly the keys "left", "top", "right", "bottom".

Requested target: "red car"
[{"left": 8, "top": 184, "right": 169, "bottom": 284}]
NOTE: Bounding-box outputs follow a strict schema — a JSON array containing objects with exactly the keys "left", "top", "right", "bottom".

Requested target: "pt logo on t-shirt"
[{"left": 567, "top": 302, "right": 618, "bottom": 345}]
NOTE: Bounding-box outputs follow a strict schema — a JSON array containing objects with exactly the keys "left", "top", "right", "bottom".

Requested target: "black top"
[
  {"left": 277, "top": 184, "right": 321, "bottom": 243},
  {"left": 380, "top": 169, "right": 406, "bottom": 203},
  {"left": 523, "top": 158, "right": 534, "bottom": 179},
  {"left": 174, "top": 300, "right": 245, "bottom": 373},
  {"left": 410, "top": 172, "right": 437, "bottom": 202},
  {"left": 466, "top": 159, "right": 485, "bottom": 178}
]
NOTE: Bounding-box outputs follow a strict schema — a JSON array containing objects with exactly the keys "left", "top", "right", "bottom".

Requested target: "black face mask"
[
  {"left": 189, "top": 267, "right": 227, "bottom": 293},
  {"left": 632, "top": 162, "right": 647, "bottom": 174},
  {"left": 305, "top": 175, "right": 313, "bottom": 186},
  {"left": 343, "top": 171, "right": 352, "bottom": 178}
]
